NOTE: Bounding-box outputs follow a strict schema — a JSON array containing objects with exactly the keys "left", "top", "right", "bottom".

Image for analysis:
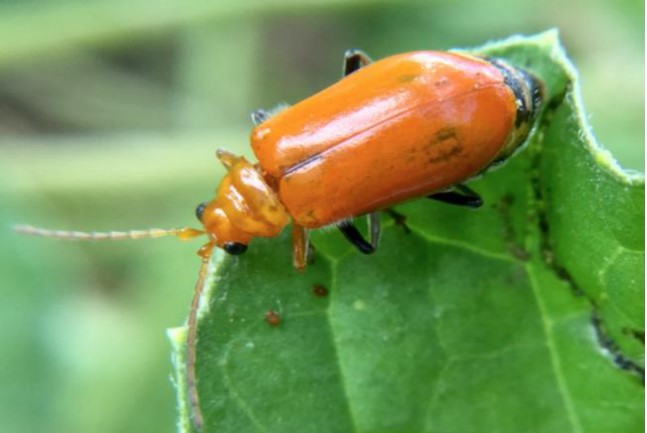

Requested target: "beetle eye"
[
  {"left": 223, "top": 242, "right": 248, "bottom": 255},
  {"left": 195, "top": 202, "right": 208, "bottom": 222}
]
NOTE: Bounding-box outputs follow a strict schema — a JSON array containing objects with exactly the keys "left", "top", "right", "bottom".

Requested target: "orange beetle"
[
  {"left": 199, "top": 50, "right": 542, "bottom": 268},
  {"left": 16, "top": 49, "right": 543, "bottom": 429}
]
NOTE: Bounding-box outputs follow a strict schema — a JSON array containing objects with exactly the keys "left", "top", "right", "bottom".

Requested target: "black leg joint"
[
  {"left": 343, "top": 49, "right": 371, "bottom": 76},
  {"left": 338, "top": 221, "right": 375, "bottom": 254},
  {"left": 344, "top": 50, "right": 363, "bottom": 76},
  {"left": 428, "top": 185, "right": 483, "bottom": 208}
]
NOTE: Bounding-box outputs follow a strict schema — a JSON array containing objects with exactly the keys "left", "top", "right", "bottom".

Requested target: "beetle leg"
[
  {"left": 367, "top": 212, "right": 381, "bottom": 250},
  {"left": 292, "top": 224, "right": 310, "bottom": 271},
  {"left": 251, "top": 109, "right": 270, "bottom": 126},
  {"left": 385, "top": 208, "right": 411, "bottom": 234},
  {"left": 343, "top": 49, "right": 373, "bottom": 76},
  {"left": 338, "top": 219, "right": 376, "bottom": 255},
  {"left": 428, "top": 184, "right": 483, "bottom": 208}
]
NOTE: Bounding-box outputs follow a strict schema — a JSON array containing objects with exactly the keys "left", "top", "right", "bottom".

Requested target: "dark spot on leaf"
[
  {"left": 510, "top": 245, "right": 530, "bottom": 261},
  {"left": 494, "top": 194, "right": 530, "bottom": 261},
  {"left": 312, "top": 284, "right": 329, "bottom": 297},
  {"left": 622, "top": 327, "right": 645, "bottom": 345},
  {"left": 529, "top": 142, "right": 584, "bottom": 296},
  {"left": 265, "top": 310, "right": 281, "bottom": 327},
  {"left": 593, "top": 312, "right": 644, "bottom": 382}
]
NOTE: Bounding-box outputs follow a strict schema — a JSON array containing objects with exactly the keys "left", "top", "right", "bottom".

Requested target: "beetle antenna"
[
  {"left": 13, "top": 224, "right": 204, "bottom": 241},
  {"left": 186, "top": 257, "right": 210, "bottom": 430}
]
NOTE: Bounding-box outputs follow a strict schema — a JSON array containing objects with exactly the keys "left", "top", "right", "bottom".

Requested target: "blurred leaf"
[
  {"left": 170, "top": 30, "right": 643, "bottom": 432},
  {"left": 176, "top": 20, "right": 260, "bottom": 129},
  {"left": 0, "top": 0, "right": 402, "bottom": 65},
  {"left": 1, "top": 130, "right": 249, "bottom": 193},
  {"left": 0, "top": 192, "right": 61, "bottom": 433},
  {"left": 0, "top": 52, "right": 175, "bottom": 130}
]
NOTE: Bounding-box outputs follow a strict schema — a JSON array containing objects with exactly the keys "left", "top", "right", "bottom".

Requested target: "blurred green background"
[{"left": 0, "top": 1, "right": 643, "bottom": 432}]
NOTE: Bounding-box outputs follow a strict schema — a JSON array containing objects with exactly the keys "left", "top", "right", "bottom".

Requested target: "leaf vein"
[{"left": 526, "top": 264, "right": 584, "bottom": 433}]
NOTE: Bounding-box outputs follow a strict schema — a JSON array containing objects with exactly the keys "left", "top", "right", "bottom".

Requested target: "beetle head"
[{"left": 195, "top": 150, "right": 290, "bottom": 255}]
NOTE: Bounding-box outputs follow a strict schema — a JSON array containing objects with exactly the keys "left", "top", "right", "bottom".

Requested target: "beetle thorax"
[{"left": 200, "top": 154, "right": 290, "bottom": 248}]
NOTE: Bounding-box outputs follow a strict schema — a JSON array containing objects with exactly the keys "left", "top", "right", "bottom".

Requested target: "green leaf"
[{"left": 170, "top": 31, "right": 644, "bottom": 433}]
